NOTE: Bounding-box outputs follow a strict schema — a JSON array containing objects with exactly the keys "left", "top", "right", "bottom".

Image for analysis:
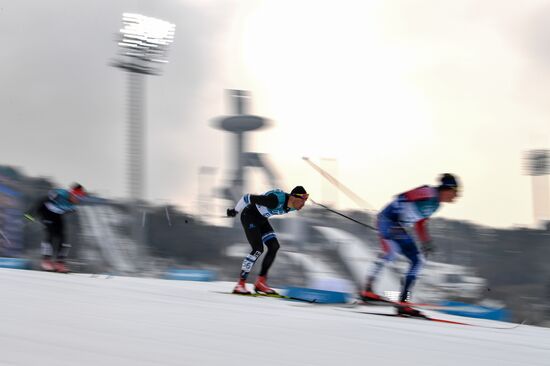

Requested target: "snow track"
[{"left": 0, "top": 268, "right": 548, "bottom": 366}]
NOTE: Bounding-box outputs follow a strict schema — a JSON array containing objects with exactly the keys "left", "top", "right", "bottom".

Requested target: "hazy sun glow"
[
  {"left": 226, "top": 1, "right": 546, "bottom": 227},
  {"left": 240, "top": 2, "right": 434, "bottom": 160},
  {"left": 234, "top": 1, "right": 438, "bottom": 213}
]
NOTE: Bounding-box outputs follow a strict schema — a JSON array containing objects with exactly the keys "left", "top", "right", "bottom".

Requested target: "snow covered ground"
[{"left": 0, "top": 268, "right": 548, "bottom": 366}]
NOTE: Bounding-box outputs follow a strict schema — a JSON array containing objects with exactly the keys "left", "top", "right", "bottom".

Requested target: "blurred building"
[
  {"left": 212, "top": 90, "right": 274, "bottom": 202},
  {"left": 523, "top": 149, "right": 550, "bottom": 227},
  {"left": 0, "top": 167, "right": 23, "bottom": 257}
]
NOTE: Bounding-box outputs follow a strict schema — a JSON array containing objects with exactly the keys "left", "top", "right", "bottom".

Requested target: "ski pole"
[
  {"left": 310, "top": 199, "right": 377, "bottom": 232},
  {"left": 0, "top": 228, "right": 12, "bottom": 248},
  {"left": 165, "top": 206, "right": 172, "bottom": 227},
  {"left": 302, "top": 157, "right": 375, "bottom": 211}
]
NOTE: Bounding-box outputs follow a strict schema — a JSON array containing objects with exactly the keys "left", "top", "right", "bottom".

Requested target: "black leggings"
[
  {"left": 38, "top": 205, "right": 67, "bottom": 257},
  {"left": 239, "top": 210, "right": 280, "bottom": 279}
]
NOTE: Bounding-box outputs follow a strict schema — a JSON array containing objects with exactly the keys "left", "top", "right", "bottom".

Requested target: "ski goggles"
[{"left": 292, "top": 193, "right": 309, "bottom": 200}]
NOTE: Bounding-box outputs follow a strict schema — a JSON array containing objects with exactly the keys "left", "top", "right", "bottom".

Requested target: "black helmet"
[
  {"left": 438, "top": 173, "right": 459, "bottom": 190},
  {"left": 290, "top": 186, "right": 308, "bottom": 197}
]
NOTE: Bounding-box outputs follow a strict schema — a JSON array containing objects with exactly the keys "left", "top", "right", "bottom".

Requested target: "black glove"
[
  {"left": 421, "top": 240, "right": 435, "bottom": 257},
  {"left": 226, "top": 208, "right": 238, "bottom": 217}
]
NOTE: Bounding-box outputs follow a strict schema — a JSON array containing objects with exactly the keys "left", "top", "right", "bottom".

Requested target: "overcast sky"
[{"left": 2, "top": 0, "right": 550, "bottom": 228}]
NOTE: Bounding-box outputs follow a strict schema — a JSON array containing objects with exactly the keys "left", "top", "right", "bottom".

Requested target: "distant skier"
[
  {"left": 226, "top": 186, "right": 309, "bottom": 295},
  {"left": 25, "top": 183, "right": 86, "bottom": 273},
  {"left": 361, "top": 174, "right": 460, "bottom": 315}
]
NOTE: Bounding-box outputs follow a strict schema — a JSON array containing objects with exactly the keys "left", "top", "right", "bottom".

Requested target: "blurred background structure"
[
  {"left": 111, "top": 13, "right": 176, "bottom": 249},
  {"left": 112, "top": 13, "right": 176, "bottom": 201},
  {"left": 523, "top": 149, "right": 550, "bottom": 228},
  {"left": 1, "top": 1, "right": 550, "bottom": 328},
  {"left": 213, "top": 89, "right": 271, "bottom": 203}
]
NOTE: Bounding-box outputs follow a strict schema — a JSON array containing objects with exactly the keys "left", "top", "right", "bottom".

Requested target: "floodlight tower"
[
  {"left": 523, "top": 149, "right": 550, "bottom": 226},
  {"left": 112, "top": 13, "right": 175, "bottom": 201}
]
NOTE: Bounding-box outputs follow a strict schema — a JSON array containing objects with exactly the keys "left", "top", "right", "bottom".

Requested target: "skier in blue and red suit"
[{"left": 360, "top": 174, "right": 460, "bottom": 315}]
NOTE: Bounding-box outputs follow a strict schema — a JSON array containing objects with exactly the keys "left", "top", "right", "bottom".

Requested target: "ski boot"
[
  {"left": 359, "top": 284, "right": 384, "bottom": 302},
  {"left": 254, "top": 276, "right": 278, "bottom": 295},
  {"left": 53, "top": 261, "right": 70, "bottom": 273},
  {"left": 40, "top": 258, "right": 55, "bottom": 272},
  {"left": 233, "top": 279, "right": 251, "bottom": 295}
]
